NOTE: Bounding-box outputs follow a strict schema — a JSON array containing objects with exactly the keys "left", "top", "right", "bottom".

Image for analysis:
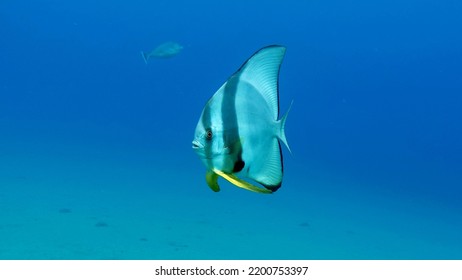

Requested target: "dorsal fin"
[{"left": 234, "top": 45, "right": 286, "bottom": 120}]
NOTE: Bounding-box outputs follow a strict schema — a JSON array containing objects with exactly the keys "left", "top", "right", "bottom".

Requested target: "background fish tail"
[{"left": 141, "top": 51, "right": 149, "bottom": 64}]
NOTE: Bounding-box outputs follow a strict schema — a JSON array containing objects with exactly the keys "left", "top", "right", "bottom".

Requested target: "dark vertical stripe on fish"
[
  {"left": 222, "top": 76, "right": 244, "bottom": 172},
  {"left": 201, "top": 103, "right": 214, "bottom": 168}
]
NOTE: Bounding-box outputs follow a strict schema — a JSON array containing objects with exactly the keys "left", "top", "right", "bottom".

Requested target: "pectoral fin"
[
  {"left": 206, "top": 170, "right": 220, "bottom": 192},
  {"left": 213, "top": 169, "right": 273, "bottom": 194}
]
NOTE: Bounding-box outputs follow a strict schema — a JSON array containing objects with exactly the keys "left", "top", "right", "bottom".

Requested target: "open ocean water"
[{"left": 0, "top": 0, "right": 461, "bottom": 259}]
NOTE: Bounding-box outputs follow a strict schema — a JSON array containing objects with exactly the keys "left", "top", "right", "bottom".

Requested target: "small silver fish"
[
  {"left": 192, "top": 45, "right": 291, "bottom": 194},
  {"left": 141, "top": 41, "right": 183, "bottom": 64}
]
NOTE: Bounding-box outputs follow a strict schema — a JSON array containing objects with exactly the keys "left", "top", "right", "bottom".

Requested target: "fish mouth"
[{"left": 191, "top": 140, "right": 203, "bottom": 150}]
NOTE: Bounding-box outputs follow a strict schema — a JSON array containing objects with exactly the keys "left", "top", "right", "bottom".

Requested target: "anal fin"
[{"left": 213, "top": 169, "right": 273, "bottom": 194}]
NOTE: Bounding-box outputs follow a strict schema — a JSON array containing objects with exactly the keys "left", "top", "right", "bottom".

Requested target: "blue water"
[{"left": 1, "top": 0, "right": 461, "bottom": 259}]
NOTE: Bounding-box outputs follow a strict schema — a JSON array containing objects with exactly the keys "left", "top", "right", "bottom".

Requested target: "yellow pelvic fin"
[
  {"left": 206, "top": 170, "right": 220, "bottom": 192},
  {"left": 213, "top": 169, "right": 273, "bottom": 194}
]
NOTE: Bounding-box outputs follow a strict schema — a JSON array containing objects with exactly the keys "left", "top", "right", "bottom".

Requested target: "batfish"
[{"left": 192, "top": 45, "right": 291, "bottom": 194}]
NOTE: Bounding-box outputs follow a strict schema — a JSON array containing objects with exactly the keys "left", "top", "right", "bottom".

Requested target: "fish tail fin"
[
  {"left": 141, "top": 51, "right": 148, "bottom": 64},
  {"left": 278, "top": 100, "right": 293, "bottom": 154}
]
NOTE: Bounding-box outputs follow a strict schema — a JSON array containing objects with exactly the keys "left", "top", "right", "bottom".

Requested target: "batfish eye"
[{"left": 205, "top": 129, "right": 213, "bottom": 140}]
